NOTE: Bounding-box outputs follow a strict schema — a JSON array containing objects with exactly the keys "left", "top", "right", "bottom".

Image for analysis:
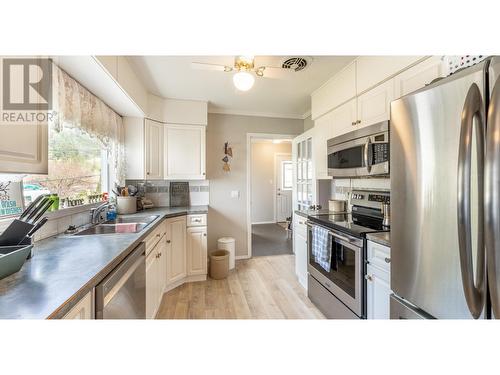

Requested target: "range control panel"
[
  {"left": 351, "top": 190, "right": 390, "bottom": 210},
  {"left": 368, "top": 193, "right": 390, "bottom": 204}
]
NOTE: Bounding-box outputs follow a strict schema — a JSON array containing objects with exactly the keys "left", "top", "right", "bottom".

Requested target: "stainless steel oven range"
[
  {"left": 306, "top": 190, "right": 390, "bottom": 319},
  {"left": 327, "top": 121, "right": 389, "bottom": 178}
]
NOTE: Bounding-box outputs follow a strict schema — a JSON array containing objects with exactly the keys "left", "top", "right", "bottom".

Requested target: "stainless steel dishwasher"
[{"left": 95, "top": 243, "right": 146, "bottom": 319}]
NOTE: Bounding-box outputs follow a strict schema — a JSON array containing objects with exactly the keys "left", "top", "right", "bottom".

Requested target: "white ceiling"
[{"left": 127, "top": 56, "right": 355, "bottom": 119}]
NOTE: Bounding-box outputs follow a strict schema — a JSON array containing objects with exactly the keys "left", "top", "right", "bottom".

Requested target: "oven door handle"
[{"left": 306, "top": 221, "right": 357, "bottom": 245}]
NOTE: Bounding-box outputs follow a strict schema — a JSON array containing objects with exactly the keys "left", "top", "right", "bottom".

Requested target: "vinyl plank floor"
[
  {"left": 251, "top": 223, "right": 292, "bottom": 257},
  {"left": 156, "top": 254, "right": 324, "bottom": 319}
]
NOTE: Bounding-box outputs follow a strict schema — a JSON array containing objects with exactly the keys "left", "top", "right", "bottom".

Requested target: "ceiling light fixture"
[{"left": 233, "top": 71, "right": 255, "bottom": 91}]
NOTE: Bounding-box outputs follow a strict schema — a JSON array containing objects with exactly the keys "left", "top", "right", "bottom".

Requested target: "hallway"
[{"left": 251, "top": 223, "right": 292, "bottom": 257}]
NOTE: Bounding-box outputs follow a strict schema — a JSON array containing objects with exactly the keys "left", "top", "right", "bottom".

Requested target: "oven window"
[
  {"left": 309, "top": 239, "right": 357, "bottom": 298},
  {"left": 328, "top": 145, "right": 364, "bottom": 169},
  {"left": 331, "top": 242, "right": 356, "bottom": 298}
]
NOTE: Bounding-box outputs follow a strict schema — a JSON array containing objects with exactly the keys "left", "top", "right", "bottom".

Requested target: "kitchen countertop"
[
  {"left": 366, "top": 231, "right": 391, "bottom": 247},
  {"left": 294, "top": 209, "right": 338, "bottom": 218},
  {"left": 0, "top": 206, "right": 208, "bottom": 319}
]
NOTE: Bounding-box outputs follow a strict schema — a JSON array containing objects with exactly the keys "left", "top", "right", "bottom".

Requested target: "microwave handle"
[{"left": 364, "top": 138, "right": 372, "bottom": 173}]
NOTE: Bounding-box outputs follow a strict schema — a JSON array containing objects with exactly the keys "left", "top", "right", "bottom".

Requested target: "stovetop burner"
[
  {"left": 303, "top": 189, "right": 390, "bottom": 237},
  {"left": 308, "top": 212, "right": 387, "bottom": 237}
]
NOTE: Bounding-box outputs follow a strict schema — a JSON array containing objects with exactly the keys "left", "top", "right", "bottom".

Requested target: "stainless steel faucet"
[{"left": 91, "top": 202, "right": 110, "bottom": 224}]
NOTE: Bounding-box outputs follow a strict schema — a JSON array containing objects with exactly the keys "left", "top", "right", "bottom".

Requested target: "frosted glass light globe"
[{"left": 233, "top": 71, "right": 255, "bottom": 91}]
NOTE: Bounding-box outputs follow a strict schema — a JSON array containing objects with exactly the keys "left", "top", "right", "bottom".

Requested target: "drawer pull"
[
  {"left": 166, "top": 240, "right": 171, "bottom": 244},
  {"left": 384, "top": 257, "right": 391, "bottom": 263}
]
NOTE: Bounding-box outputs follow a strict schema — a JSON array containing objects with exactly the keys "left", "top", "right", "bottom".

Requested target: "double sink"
[{"left": 73, "top": 215, "right": 160, "bottom": 236}]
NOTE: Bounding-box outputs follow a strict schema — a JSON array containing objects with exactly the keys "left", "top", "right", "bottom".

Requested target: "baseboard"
[
  {"left": 251, "top": 221, "right": 276, "bottom": 225},
  {"left": 236, "top": 255, "right": 250, "bottom": 260},
  {"left": 164, "top": 274, "right": 207, "bottom": 293}
]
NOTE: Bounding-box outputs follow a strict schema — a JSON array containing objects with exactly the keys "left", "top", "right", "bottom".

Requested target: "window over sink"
[{"left": 22, "top": 121, "right": 109, "bottom": 208}]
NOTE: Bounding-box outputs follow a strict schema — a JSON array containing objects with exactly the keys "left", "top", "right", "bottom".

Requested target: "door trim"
[
  {"left": 273, "top": 152, "right": 292, "bottom": 223},
  {"left": 246, "top": 133, "right": 295, "bottom": 259}
]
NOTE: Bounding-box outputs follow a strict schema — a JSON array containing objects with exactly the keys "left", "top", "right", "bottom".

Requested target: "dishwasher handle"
[{"left": 95, "top": 243, "right": 145, "bottom": 318}]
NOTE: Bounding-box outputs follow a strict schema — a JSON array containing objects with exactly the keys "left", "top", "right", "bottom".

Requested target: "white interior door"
[{"left": 275, "top": 154, "right": 292, "bottom": 222}]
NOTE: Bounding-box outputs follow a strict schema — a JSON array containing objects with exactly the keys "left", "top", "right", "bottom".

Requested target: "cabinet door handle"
[
  {"left": 156, "top": 233, "right": 161, "bottom": 237},
  {"left": 384, "top": 257, "right": 391, "bottom": 263},
  {"left": 166, "top": 240, "right": 171, "bottom": 243},
  {"left": 357, "top": 120, "right": 361, "bottom": 124},
  {"left": 203, "top": 233, "right": 207, "bottom": 237},
  {"left": 365, "top": 274, "right": 373, "bottom": 281},
  {"left": 351, "top": 121, "right": 356, "bottom": 126}
]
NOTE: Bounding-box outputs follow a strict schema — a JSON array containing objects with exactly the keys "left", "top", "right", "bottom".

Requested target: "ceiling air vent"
[{"left": 281, "top": 57, "right": 309, "bottom": 72}]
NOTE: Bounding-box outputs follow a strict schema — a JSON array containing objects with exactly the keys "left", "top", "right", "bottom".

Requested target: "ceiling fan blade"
[
  {"left": 258, "top": 66, "right": 294, "bottom": 80},
  {"left": 191, "top": 62, "right": 232, "bottom": 72}
]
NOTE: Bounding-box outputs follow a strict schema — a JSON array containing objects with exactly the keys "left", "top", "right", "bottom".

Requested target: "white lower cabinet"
[
  {"left": 145, "top": 214, "right": 208, "bottom": 318},
  {"left": 145, "top": 221, "right": 168, "bottom": 319},
  {"left": 166, "top": 216, "right": 187, "bottom": 285},
  {"left": 146, "top": 245, "right": 160, "bottom": 319},
  {"left": 366, "top": 264, "right": 391, "bottom": 319},
  {"left": 366, "top": 240, "right": 391, "bottom": 319},
  {"left": 293, "top": 216, "right": 308, "bottom": 289},
  {"left": 63, "top": 291, "right": 93, "bottom": 319},
  {"left": 186, "top": 226, "right": 208, "bottom": 276}
]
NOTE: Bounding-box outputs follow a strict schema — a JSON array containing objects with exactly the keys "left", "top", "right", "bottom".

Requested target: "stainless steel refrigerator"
[{"left": 390, "top": 56, "right": 500, "bottom": 319}]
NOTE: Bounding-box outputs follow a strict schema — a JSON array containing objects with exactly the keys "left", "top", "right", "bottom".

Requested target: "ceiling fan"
[{"left": 191, "top": 55, "right": 308, "bottom": 91}]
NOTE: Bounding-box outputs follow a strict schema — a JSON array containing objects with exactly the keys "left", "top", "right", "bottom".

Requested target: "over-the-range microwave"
[{"left": 327, "top": 121, "right": 389, "bottom": 178}]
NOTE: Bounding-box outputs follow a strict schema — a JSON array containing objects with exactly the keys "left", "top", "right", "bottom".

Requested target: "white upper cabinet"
[
  {"left": 356, "top": 78, "right": 394, "bottom": 128},
  {"left": 145, "top": 119, "right": 164, "bottom": 180},
  {"left": 164, "top": 124, "right": 206, "bottom": 180},
  {"left": 394, "top": 56, "right": 446, "bottom": 98},
  {"left": 311, "top": 62, "right": 356, "bottom": 120},
  {"left": 0, "top": 124, "right": 48, "bottom": 174},
  {"left": 331, "top": 98, "right": 358, "bottom": 138},
  {"left": 356, "top": 56, "right": 424, "bottom": 94},
  {"left": 313, "top": 111, "right": 335, "bottom": 179},
  {"left": 0, "top": 57, "right": 48, "bottom": 174}
]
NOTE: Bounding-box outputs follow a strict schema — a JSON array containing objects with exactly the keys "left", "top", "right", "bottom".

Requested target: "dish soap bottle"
[{"left": 106, "top": 204, "right": 117, "bottom": 221}]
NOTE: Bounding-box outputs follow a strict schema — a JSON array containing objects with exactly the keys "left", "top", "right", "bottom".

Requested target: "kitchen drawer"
[
  {"left": 145, "top": 220, "right": 167, "bottom": 255},
  {"left": 367, "top": 240, "right": 391, "bottom": 272},
  {"left": 187, "top": 214, "right": 207, "bottom": 227},
  {"left": 293, "top": 215, "right": 307, "bottom": 238}
]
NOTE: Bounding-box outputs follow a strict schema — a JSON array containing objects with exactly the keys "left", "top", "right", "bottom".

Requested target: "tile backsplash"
[{"left": 125, "top": 180, "right": 210, "bottom": 207}]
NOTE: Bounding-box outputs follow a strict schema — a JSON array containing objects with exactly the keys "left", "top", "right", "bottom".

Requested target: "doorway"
[{"left": 249, "top": 136, "right": 293, "bottom": 257}]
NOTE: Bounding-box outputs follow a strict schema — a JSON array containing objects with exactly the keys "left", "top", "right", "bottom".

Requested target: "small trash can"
[
  {"left": 209, "top": 250, "right": 230, "bottom": 280},
  {"left": 217, "top": 237, "right": 235, "bottom": 270}
]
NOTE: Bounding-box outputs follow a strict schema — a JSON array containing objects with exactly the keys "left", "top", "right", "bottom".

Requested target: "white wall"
[
  {"left": 206, "top": 113, "right": 303, "bottom": 257},
  {"left": 250, "top": 142, "right": 292, "bottom": 224}
]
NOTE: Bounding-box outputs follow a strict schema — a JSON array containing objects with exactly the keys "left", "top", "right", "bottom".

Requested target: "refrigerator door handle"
[
  {"left": 486, "top": 76, "right": 500, "bottom": 318},
  {"left": 457, "top": 83, "right": 486, "bottom": 319}
]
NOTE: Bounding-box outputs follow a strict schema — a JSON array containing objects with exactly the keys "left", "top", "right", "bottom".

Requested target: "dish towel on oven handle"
[{"left": 311, "top": 225, "right": 332, "bottom": 272}]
